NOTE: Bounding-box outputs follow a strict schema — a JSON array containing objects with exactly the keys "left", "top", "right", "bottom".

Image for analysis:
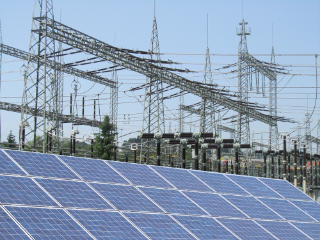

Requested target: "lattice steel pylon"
[
  {"left": 142, "top": 16, "right": 165, "bottom": 134},
  {"left": 317, "top": 120, "right": 320, "bottom": 154},
  {"left": 179, "top": 91, "right": 184, "bottom": 133},
  {"left": 236, "top": 19, "right": 251, "bottom": 144},
  {"left": 110, "top": 69, "right": 118, "bottom": 134},
  {"left": 269, "top": 46, "right": 278, "bottom": 150},
  {"left": 200, "top": 46, "right": 215, "bottom": 133},
  {"left": 141, "top": 14, "right": 165, "bottom": 163},
  {"left": 19, "top": 0, "right": 59, "bottom": 153},
  {"left": 0, "top": 19, "right": 2, "bottom": 144}
]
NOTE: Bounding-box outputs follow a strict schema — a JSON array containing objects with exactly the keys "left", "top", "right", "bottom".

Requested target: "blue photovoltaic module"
[{"left": 0, "top": 149, "right": 319, "bottom": 239}]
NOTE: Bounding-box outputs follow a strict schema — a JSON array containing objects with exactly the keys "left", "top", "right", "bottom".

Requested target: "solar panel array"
[{"left": 0, "top": 149, "right": 319, "bottom": 239}]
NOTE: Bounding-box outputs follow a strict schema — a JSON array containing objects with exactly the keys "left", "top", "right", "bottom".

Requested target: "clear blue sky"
[{"left": 1, "top": 0, "right": 319, "bottom": 150}]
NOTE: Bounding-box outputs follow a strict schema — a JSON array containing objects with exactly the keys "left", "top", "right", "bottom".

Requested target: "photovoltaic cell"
[
  {"left": 69, "top": 210, "right": 147, "bottom": 239},
  {"left": 259, "top": 177, "right": 312, "bottom": 201},
  {"left": 6, "top": 206, "right": 92, "bottom": 239},
  {"left": 192, "top": 171, "right": 248, "bottom": 195},
  {"left": 0, "top": 176, "right": 57, "bottom": 206},
  {"left": 0, "top": 150, "right": 25, "bottom": 175},
  {"left": 59, "top": 156, "right": 128, "bottom": 184},
  {"left": 5, "top": 150, "right": 79, "bottom": 179},
  {"left": 227, "top": 174, "right": 282, "bottom": 198},
  {"left": 151, "top": 166, "right": 212, "bottom": 192},
  {"left": 223, "top": 195, "right": 283, "bottom": 220},
  {"left": 290, "top": 200, "right": 320, "bottom": 222},
  {"left": 0, "top": 207, "right": 28, "bottom": 239},
  {"left": 174, "top": 215, "right": 238, "bottom": 240},
  {"left": 217, "top": 218, "right": 274, "bottom": 240},
  {"left": 125, "top": 213, "right": 194, "bottom": 239},
  {"left": 257, "top": 220, "right": 310, "bottom": 240},
  {"left": 183, "top": 191, "right": 245, "bottom": 218},
  {"left": 140, "top": 187, "right": 206, "bottom": 215},
  {"left": 259, "top": 198, "right": 315, "bottom": 222},
  {"left": 36, "top": 178, "right": 112, "bottom": 209},
  {"left": 293, "top": 222, "right": 320, "bottom": 240},
  {"left": 92, "top": 183, "right": 162, "bottom": 212},
  {"left": 108, "top": 161, "right": 172, "bottom": 188}
]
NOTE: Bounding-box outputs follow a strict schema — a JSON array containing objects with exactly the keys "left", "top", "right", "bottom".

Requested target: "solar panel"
[
  {"left": 6, "top": 206, "right": 92, "bottom": 239},
  {"left": 293, "top": 222, "right": 320, "bottom": 240},
  {"left": 290, "top": 200, "right": 320, "bottom": 222},
  {"left": 1, "top": 149, "right": 319, "bottom": 239},
  {"left": 0, "top": 207, "right": 29, "bottom": 239},
  {"left": 69, "top": 210, "right": 147, "bottom": 239},
  {"left": 59, "top": 155, "right": 128, "bottom": 184},
  {"left": 223, "top": 195, "right": 283, "bottom": 220},
  {"left": 0, "top": 150, "right": 25, "bottom": 175},
  {"left": 151, "top": 166, "right": 213, "bottom": 192},
  {"left": 108, "top": 161, "right": 173, "bottom": 188},
  {"left": 0, "top": 176, "right": 57, "bottom": 206},
  {"left": 259, "top": 198, "right": 315, "bottom": 222},
  {"left": 259, "top": 177, "right": 312, "bottom": 201},
  {"left": 256, "top": 220, "right": 310, "bottom": 240},
  {"left": 183, "top": 191, "right": 245, "bottom": 218},
  {"left": 174, "top": 215, "right": 238, "bottom": 240},
  {"left": 36, "top": 178, "right": 113, "bottom": 209},
  {"left": 217, "top": 218, "right": 275, "bottom": 239},
  {"left": 92, "top": 183, "right": 163, "bottom": 212},
  {"left": 192, "top": 171, "right": 249, "bottom": 195},
  {"left": 124, "top": 212, "right": 195, "bottom": 239},
  {"left": 227, "top": 174, "right": 282, "bottom": 198},
  {"left": 5, "top": 150, "right": 79, "bottom": 179},
  {"left": 140, "top": 187, "right": 206, "bottom": 215}
]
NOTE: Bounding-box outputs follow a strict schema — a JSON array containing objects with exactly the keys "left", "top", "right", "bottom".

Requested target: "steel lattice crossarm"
[
  {"left": 0, "top": 43, "right": 115, "bottom": 87},
  {"left": 0, "top": 101, "right": 101, "bottom": 127},
  {"left": 34, "top": 17, "right": 277, "bottom": 126},
  {"left": 305, "top": 135, "right": 320, "bottom": 145},
  {"left": 240, "top": 53, "right": 278, "bottom": 81},
  {"left": 252, "top": 141, "right": 269, "bottom": 148},
  {"left": 181, "top": 104, "right": 236, "bottom": 134}
]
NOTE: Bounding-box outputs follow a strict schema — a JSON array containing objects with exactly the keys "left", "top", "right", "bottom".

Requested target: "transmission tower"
[
  {"left": 305, "top": 112, "right": 312, "bottom": 153},
  {"left": 141, "top": 12, "right": 165, "bottom": 163},
  {"left": 200, "top": 46, "right": 215, "bottom": 133},
  {"left": 317, "top": 120, "right": 320, "bottom": 154},
  {"left": 110, "top": 69, "right": 118, "bottom": 134},
  {"left": 236, "top": 19, "right": 250, "bottom": 144},
  {"left": 269, "top": 46, "right": 278, "bottom": 150},
  {"left": 19, "top": 0, "right": 60, "bottom": 153},
  {"left": 179, "top": 91, "right": 184, "bottom": 133},
  {"left": 142, "top": 16, "right": 165, "bottom": 134},
  {"left": 0, "top": 19, "right": 2, "bottom": 143}
]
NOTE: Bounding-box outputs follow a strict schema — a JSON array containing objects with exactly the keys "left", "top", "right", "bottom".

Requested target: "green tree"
[
  {"left": 92, "top": 116, "right": 117, "bottom": 159},
  {"left": 6, "top": 130, "right": 16, "bottom": 148}
]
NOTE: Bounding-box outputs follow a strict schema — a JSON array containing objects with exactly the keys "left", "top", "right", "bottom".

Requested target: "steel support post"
[
  {"left": 303, "top": 146, "right": 307, "bottom": 193},
  {"left": 283, "top": 136, "right": 287, "bottom": 180},
  {"left": 294, "top": 141, "right": 298, "bottom": 186},
  {"left": 194, "top": 141, "right": 199, "bottom": 170},
  {"left": 235, "top": 151, "right": 239, "bottom": 174}
]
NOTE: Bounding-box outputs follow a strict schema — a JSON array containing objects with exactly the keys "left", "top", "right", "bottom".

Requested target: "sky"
[{"left": 0, "top": 0, "right": 320, "bottom": 151}]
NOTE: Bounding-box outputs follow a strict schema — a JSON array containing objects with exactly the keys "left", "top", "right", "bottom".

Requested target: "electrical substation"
[{"left": 0, "top": 0, "right": 320, "bottom": 239}]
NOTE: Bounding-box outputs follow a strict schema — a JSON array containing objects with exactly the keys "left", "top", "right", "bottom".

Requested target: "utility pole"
[{"left": 236, "top": 19, "right": 250, "bottom": 144}]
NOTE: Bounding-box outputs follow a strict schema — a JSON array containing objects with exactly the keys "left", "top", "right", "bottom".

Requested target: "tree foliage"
[
  {"left": 92, "top": 116, "right": 116, "bottom": 159},
  {"left": 6, "top": 130, "right": 16, "bottom": 148}
]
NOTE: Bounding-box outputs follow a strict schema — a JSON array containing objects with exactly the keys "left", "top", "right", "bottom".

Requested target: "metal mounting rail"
[
  {"left": 0, "top": 101, "right": 101, "bottom": 127},
  {"left": 33, "top": 17, "right": 277, "bottom": 126},
  {"left": 0, "top": 43, "right": 115, "bottom": 87}
]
